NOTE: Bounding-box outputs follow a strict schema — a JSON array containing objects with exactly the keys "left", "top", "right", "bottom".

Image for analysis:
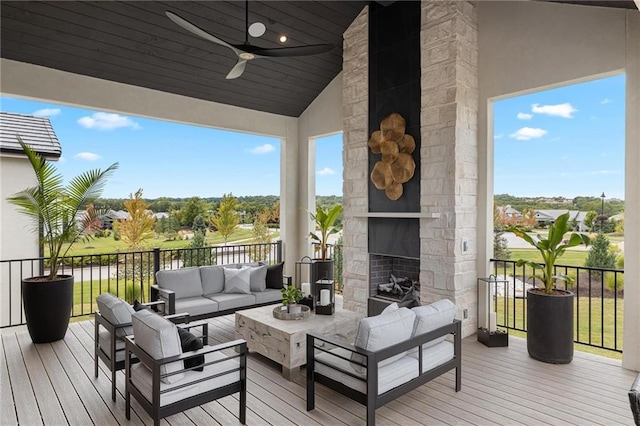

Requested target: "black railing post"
[
  {"left": 276, "top": 240, "right": 283, "bottom": 264},
  {"left": 153, "top": 247, "right": 160, "bottom": 284}
]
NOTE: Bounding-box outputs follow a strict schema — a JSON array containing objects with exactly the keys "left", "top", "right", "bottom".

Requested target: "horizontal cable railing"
[
  {"left": 490, "top": 258, "right": 624, "bottom": 353},
  {"left": 0, "top": 241, "right": 282, "bottom": 328}
]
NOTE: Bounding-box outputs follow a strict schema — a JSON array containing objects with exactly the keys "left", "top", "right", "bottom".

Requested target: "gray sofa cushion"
[
  {"left": 96, "top": 292, "right": 135, "bottom": 338},
  {"left": 156, "top": 267, "right": 203, "bottom": 300},
  {"left": 174, "top": 297, "right": 219, "bottom": 317},
  {"left": 253, "top": 289, "right": 283, "bottom": 305},
  {"left": 316, "top": 348, "right": 419, "bottom": 395},
  {"left": 200, "top": 265, "right": 225, "bottom": 295},
  {"left": 249, "top": 265, "right": 268, "bottom": 292},
  {"left": 132, "top": 310, "right": 184, "bottom": 384},
  {"left": 351, "top": 307, "right": 416, "bottom": 373},
  {"left": 223, "top": 267, "right": 251, "bottom": 294},
  {"left": 411, "top": 299, "right": 455, "bottom": 349},
  {"left": 206, "top": 293, "right": 256, "bottom": 311}
]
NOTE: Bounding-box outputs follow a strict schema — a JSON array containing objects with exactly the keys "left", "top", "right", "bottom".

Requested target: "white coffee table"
[{"left": 235, "top": 297, "right": 363, "bottom": 380}]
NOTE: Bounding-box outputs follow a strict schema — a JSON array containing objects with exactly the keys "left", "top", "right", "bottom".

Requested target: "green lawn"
[
  {"left": 50, "top": 228, "right": 278, "bottom": 257},
  {"left": 508, "top": 248, "right": 587, "bottom": 267},
  {"left": 495, "top": 296, "right": 623, "bottom": 359}
]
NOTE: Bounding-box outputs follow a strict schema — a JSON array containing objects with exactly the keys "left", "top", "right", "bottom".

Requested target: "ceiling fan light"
[
  {"left": 279, "top": 34, "right": 288, "bottom": 43},
  {"left": 248, "top": 22, "right": 266, "bottom": 38},
  {"left": 239, "top": 52, "right": 255, "bottom": 60}
]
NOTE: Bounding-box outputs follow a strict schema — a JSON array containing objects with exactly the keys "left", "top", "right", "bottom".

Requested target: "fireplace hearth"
[{"left": 369, "top": 254, "right": 420, "bottom": 300}]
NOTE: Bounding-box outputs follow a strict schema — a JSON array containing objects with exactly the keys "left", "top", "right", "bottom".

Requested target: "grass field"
[
  {"left": 49, "top": 228, "right": 278, "bottom": 257},
  {"left": 508, "top": 248, "right": 588, "bottom": 267}
]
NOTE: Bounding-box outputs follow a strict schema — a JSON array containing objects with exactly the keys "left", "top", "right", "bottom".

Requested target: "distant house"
[
  {"left": 154, "top": 212, "right": 169, "bottom": 220},
  {"left": 534, "top": 209, "right": 589, "bottom": 231}
]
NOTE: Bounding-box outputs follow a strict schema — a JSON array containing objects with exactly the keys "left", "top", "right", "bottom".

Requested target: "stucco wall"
[
  {"left": 477, "top": 1, "right": 640, "bottom": 370},
  {"left": 0, "top": 155, "right": 40, "bottom": 325}
]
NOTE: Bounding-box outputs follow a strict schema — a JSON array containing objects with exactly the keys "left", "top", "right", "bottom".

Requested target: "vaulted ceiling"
[{"left": 1, "top": 1, "right": 637, "bottom": 118}]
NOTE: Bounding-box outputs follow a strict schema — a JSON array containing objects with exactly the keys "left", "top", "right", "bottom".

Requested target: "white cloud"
[
  {"left": 600, "top": 98, "right": 612, "bottom": 104},
  {"left": 317, "top": 167, "right": 336, "bottom": 176},
  {"left": 77, "top": 112, "right": 141, "bottom": 130},
  {"left": 33, "top": 108, "right": 61, "bottom": 117},
  {"left": 516, "top": 112, "right": 532, "bottom": 120},
  {"left": 509, "top": 127, "right": 548, "bottom": 140},
  {"left": 74, "top": 152, "right": 101, "bottom": 161},
  {"left": 531, "top": 103, "right": 577, "bottom": 118},
  {"left": 248, "top": 144, "right": 275, "bottom": 154}
]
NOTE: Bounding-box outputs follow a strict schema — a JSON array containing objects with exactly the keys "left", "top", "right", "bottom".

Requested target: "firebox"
[{"left": 369, "top": 254, "right": 420, "bottom": 301}]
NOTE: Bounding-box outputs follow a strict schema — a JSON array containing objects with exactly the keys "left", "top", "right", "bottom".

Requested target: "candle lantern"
[
  {"left": 296, "top": 257, "right": 315, "bottom": 310},
  {"left": 477, "top": 275, "right": 509, "bottom": 347},
  {"left": 315, "top": 279, "right": 334, "bottom": 315}
]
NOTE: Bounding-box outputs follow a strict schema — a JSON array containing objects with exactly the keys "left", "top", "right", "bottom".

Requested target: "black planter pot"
[
  {"left": 22, "top": 275, "right": 74, "bottom": 343},
  {"left": 311, "top": 259, "right": 334, "bottom": 284},
  {"left": 527, "top": 288, "right": 574, "bottom": 364}
]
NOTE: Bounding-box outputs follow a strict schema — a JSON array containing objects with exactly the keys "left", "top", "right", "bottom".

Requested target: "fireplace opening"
[{"left": 369, "top": 254, "right": 420, "bottom": 302}]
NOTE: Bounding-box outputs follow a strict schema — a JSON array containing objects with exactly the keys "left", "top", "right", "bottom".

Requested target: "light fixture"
[
  {"left": 239, "top": 52, "right": 255, "bottom": 60},
  {"left": 248, "top": 22, "right": 266, "bottom": 38},
  {"left": 279, "top": 34, "right": 288, "bottom": 43}
]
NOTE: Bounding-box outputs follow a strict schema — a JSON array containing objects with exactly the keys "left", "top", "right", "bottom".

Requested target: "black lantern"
[
  {"left": 315, "top": 279, "right": 334, "bottom": 315},
  {"left": 476, "top": 276, "right": 509, "bottom": 347}
]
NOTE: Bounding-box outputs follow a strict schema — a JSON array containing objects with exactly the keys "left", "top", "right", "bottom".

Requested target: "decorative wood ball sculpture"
[{"left": 368, "top": 113, "right": 416, "bottom": 200}]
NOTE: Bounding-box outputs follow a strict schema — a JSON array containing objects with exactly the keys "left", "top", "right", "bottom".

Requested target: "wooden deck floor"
[{"left": 1, "top": 315, "right": 637, "bottom": 425}]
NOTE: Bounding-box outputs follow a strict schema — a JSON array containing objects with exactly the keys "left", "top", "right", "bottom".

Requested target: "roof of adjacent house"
[{"left": 0, "top": 112, "right": 62, "bottom": 159}]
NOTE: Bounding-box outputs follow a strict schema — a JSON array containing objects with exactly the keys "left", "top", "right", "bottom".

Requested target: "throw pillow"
[
  {"left": 223, "top": 267, "right": 251, "bottom": 294},
  {"left": 132, "top": 300, "right": 151, "bottom": 312},
  {"left": 249, "top": 265, "right": 268, "bottom": 292},
  {"left": 177, "top": 327, "right": 204, "bottom": 372},
  {"left": 265, "top": 262, "right": 285, "bottom": 289}
]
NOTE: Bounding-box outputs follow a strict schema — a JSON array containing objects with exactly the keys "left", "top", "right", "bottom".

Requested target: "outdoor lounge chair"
[{"left": 125, "top": 309, "right": 247, "bottom": 426}]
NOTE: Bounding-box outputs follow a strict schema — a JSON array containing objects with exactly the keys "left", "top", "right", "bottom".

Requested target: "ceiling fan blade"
[
  {"left": 166, "top": 11, "right": 240, "bottom": 55},
  {"left": 244, "top": 44, "right": 335, "bottom": 58},
  {"left": 226, "top": 59, "right": 248, "bottom": 79}
]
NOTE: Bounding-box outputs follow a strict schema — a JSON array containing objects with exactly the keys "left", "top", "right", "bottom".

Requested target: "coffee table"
[{"left": 235, "top": 298, "right": 363, "bottom": 380}]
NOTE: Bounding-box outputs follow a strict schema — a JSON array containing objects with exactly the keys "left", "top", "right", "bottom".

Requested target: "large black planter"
[
  {"left": 22, "top": 275, "right": 73, "bottom": 343},
  {"left": 527, "top": 288, "right": 574, "bottom": 364},
  {"left": 311, "top": 259, "right": 334, "bottom": 284}
]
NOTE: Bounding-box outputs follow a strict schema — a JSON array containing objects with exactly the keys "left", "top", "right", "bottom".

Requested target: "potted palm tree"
[
  {"left": 7, "top": 138, "right": 118, "bottom": 343},
  {"left": 508, "top": 212, "right": 589, "bottom": 363},
  {"left": 308, "top": 204, "right": 342, "bottom": 284}
]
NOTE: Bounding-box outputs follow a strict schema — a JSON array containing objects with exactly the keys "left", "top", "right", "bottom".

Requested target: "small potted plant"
[
  {"left": 7, "top": 137, "right": 118, "bottom": 343},
  {"left": 308, "top": 204, "right": 342, "bottom": 283},
  {"left": 280, "top": 285, "right": 304, "bottom": 314},
  {"left": 507, "top": 212, "right": 590, "bottom": 364}
]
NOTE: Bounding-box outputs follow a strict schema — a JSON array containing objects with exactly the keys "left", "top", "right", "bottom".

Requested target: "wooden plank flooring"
[{"left": 1, "top": 315, "right": 637, "bottom": 425}]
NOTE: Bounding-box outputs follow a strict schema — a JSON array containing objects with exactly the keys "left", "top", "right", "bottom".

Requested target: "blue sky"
[
  {"left": 0, "top": 96, "right": 344, "bottom": 199},
  {"left": 1, "top": 73, "right": 625, "bottom": 200},
  {"left": 494, "top": 73, "right": 625, "bottom": 200}
]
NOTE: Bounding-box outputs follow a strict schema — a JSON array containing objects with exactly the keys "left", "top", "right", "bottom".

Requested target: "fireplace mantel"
[{"left": 348, "top": 212, "right": 440, "bottom": 219}]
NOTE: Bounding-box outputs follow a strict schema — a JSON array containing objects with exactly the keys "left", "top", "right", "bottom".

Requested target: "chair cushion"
[
  {"left": 411, "top": 299, "right": 456, "bottom": 349},
  {"left": 131, "top": 351, "right": 240, "bottom": 407},
  {"left": 174, "top": 297, "right": 219, "bottom": 317},
  {"left": 223, "top": 267, "right": 251, "bottom": 294},
  {"left": 381, "top": 302, "right": 399, "bottom": 315},
  {"left": 156, "top": 267, "right": 203, "bottom": 300},
  {"left": 253, "top": 289, "right": 283, "bottom": 305},
  {"left": 265, "top": 262, "right": 285, "bottom": 289},
  {"left": 206, "top": 293, "right": 256, "bottom": 311},
  {"left": 177, "top": 327, "right": 204, "bottom": 372},
  {"left": 98, "top": 330, "right": 125, "bottom": 362},
  {"left": 96, "top": 293, "right": 135, "bottom": 338},
  {"left": 200, "top": 265, "right": 225, "bottom": 295},
  {"left": 249, "top": 265, "right": 267, "bottom": 292},
  {"left": 132, "top": 310, "right": 184, "bottom": 384},
  {"left": 316, "top": 348, "right": 419, "bottom": 395},
  {"left": 351, "top": 307, "right": 416, "bottom": 373},
  {"left": 408, "top": 341, "right": 455, "bottom": 372}
]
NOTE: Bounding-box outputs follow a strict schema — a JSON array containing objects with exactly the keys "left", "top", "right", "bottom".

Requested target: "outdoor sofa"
[
  {"left": 306, "top": 299, "right": 461, "bottom": 426},
  {"left": 151, "top": 262, "right": 290, "bottom": 320}
]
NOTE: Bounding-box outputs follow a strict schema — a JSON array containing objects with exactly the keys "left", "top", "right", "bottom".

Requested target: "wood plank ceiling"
[
  {"left": 0, "top": 1, "right": 636, "bottom": 117},
  {"left": 0, "top": 1, "right": 366, "bottom": 117}
]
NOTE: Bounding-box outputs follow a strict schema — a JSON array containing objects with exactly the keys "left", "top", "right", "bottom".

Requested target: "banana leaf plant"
[
  {"left": 309, "top": 204, "right": 343, "bottom": 260},
  {"left": 7, "top": 137, "right": 118, "bottom": 280},
  {"left": 507, "top": 212, "right": 590, "bottom": 293}
]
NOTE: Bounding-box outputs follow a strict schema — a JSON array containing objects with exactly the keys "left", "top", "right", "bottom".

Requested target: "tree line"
[{"left": 494, "top": 194, "right": 624, "bottom": 217}]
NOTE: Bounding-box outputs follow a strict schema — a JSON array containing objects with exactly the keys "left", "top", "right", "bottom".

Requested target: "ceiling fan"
[{"left": 166, "top": 1, "right": 335, "bottom": 80}]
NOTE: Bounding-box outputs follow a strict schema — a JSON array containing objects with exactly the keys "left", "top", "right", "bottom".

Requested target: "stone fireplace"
[
  {"left": 341, "top": 1, "right": 479, "bottom": 337},
  {"left": 369, "top": 254, "right": 420, "bottom": 300}
]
